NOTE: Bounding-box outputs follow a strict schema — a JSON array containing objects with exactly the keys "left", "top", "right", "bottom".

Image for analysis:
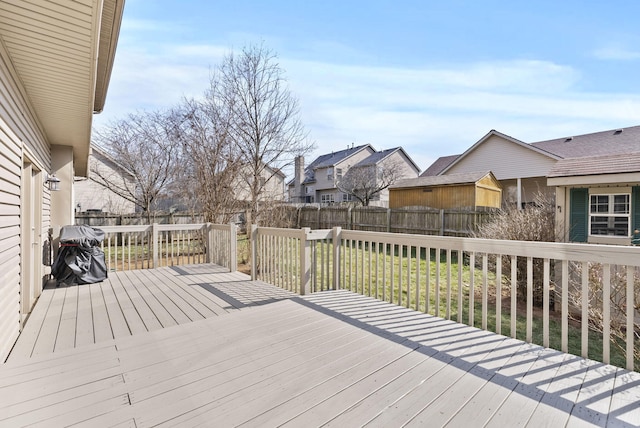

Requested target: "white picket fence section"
[
  {"left": 250, "top": 225, "right": 640, "bottom": 371},
  {"left": 98, "top": 223, "right": 237, "bottom": 272}
]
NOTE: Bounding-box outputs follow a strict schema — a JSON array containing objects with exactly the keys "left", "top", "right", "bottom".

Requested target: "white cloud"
[
  {"left": 592, "top": 45, "right": 640, "bottom": 61},
  {"left": 95, "top": 39, "right": 640, "bottom": 172}
]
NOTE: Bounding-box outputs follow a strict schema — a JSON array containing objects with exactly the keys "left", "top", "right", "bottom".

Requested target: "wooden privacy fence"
[
  {"left": 250, "top": 225, "right": 640, "bottom": 371},
  {"left": 76, "top": 212, "right": 206, "bottom": 227},
  {"left": 97, "top": 223, "right": 237, "bottom": 272},
  {"left": 295, "top": 206, "right": 496, "bottom": 236}
]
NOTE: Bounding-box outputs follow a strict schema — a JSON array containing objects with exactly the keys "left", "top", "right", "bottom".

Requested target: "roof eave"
[{"left": 93, "top": 0, "right": 126, "bottom": 113}]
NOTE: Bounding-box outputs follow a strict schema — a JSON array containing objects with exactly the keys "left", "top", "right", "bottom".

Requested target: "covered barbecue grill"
[{"left": 51, "top": 225, "right": 108, "bottom": 285}]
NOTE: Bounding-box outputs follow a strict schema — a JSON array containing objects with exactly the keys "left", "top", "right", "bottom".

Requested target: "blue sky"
[{"left": 94, "top": 0, "right": 640, "bottom": 170}]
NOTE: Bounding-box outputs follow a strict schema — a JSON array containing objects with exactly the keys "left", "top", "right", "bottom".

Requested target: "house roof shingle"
[
  {"left": 547, "top": 152, "right": 640, "bottom": 178},
  {"left": 286, "top": 144, "right": 374, "bottom": 186},
  {"left": 531, "top": 125, "right": 640, "bottom": 159},
  {"left": 420, "top": 154, "right": 460, "bottom": 177}
]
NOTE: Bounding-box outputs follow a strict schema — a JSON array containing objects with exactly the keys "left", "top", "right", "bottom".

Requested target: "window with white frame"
[
  {"left": 336, "top": 168, "right": 343, "bottom": 180},
  {"left": 327, "top": 167, "right": 334, "bottom": 181},
  {"left": 342, "top": 192, "right": 352, "bottom": 202},
  {"left": 589, "top": 192, "right": 630, "bottom": 236},
  {"left": 321, "top": 193, "right": 335, "bottom": 204}
]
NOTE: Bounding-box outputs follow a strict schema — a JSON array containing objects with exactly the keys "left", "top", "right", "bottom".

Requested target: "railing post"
[
  {"left": 332, "top": 226, "right": 341, "bottom": 290},
  {"left": 229, "top": 222, "right": 237, "bottom": 272},
  {"left": 250, "top": 224, "right": 258, "bottom": 281},
  {"left": 205, "top": 223, "right": 213, "bottom": 264},
  {"left": 152, "top": 223, "right": 159, "bottom": 268},
  {"left": 299, "top": 227, "right": 311, "bottom": 295}
]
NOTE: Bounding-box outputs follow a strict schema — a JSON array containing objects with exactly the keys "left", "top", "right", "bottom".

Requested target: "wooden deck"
[{"left": 2, "top": 265, "right": 640, "bottom": 427}]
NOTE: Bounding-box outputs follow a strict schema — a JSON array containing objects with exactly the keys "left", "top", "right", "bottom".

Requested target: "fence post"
[
  {"left": 152, "top": 223, "right": 159, "bottom": 268},
  {"left": 250, "top": 224, "right": 258, "bottom": 281},
  {"left": 229, "top": 222, "right": 237, "bottom": 272},
  {"left": 439, "top": 209, "right": 445, "bottom": 236},
  {"left": 332, "top": 226, "right": 341, "bottom": 290},
  {"left": 299, "top": 227, "right": 311, "bottom": 295},
  {"left": 347, "top": 206, "right": 352, "bottom": 230},
  {"left": 386, "top": 208, "right": 391, "bottom": 232}
]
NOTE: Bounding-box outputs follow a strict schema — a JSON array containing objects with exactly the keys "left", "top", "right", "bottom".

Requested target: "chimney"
[{"left": 294, "top": 155, "right": 304, "bottom": 201}]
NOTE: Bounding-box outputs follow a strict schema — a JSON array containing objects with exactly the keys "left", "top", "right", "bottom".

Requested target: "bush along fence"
[{"left": 250, "top": 225, "right": 640, "bottom": 371}]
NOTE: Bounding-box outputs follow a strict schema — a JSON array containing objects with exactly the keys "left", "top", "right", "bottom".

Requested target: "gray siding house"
[
  {"left": 289, "top": 145, "right": 420, "bottom": 206},
  {"left": 0, "top": 1, "right": 124, "bottom": 361}
]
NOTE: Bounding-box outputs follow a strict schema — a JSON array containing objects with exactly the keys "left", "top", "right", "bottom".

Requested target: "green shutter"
[
  {"left": 632, "top": 187, "right": 640, "bottom": 244},
  {"left": 569, "top": 188, "right": 588, "bottom": 243}
]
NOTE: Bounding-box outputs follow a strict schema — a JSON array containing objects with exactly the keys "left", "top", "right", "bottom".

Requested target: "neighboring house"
[
  {"left": 423, "top": 129, "right": 558, "bottom": 208},
  {"left": 235, "top": 163, "right": 286, "bottom": 203},
  {"left": 389, "top": 171, "right": 502, "bottom": 210},
  {"left": 289, "top": 144, "right": 376, "bottom": 204},
  {"left": 423, "top": 126, "right": 640, "bottom": 245},
  {"left": 74, "top": 144, "right": 137, "bottom": 214},
  {"left": 288, "top": 145, "right": 420, "bottom": 206},
  {"left": 0, "top": 1, "right": 124, "bottom": 361}
]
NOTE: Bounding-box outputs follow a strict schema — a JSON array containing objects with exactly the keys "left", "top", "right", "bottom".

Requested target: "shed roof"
[{"left": 391, "top": 171, "right": 495, "bottom": 189}]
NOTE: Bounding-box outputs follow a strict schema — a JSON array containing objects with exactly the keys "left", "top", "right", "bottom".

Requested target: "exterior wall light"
[{"left": 46, "top": 173, "right": 61, "bottom": 191}]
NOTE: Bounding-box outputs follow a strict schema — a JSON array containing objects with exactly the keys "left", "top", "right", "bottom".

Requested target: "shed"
[{"left": 389, "top": 171, "right": 502, "bottom": 209}]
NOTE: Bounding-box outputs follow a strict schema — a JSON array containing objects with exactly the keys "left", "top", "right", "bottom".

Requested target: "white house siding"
[
  {"left": 0, "top": 43, "right": 52, "bottom": 362},
  {"left": 445, "top": 134, "right": 557, "bottom": 180},
  {"left": 75, "top": 149, "right": 136, "bottom": 214}
]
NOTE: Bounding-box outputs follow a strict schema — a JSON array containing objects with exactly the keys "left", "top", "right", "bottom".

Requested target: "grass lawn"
[{"left": 246, "top": 236, "right": 638, "bottom": 371}]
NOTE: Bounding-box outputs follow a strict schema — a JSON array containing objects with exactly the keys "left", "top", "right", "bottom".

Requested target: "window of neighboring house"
[
  {"left": 342, "top": 192, "right": 352, "bottom": 202},
  {"left": 259, "top": 177, "right": 266, "bottom": 187},
  {"left": 305, "top": 186, "right": 313, "bottom": 194},
  {"left": 321, "top": 194, "right": 335, "bottom": 204},
  {"left": 589, "top": 193, "right": 630, "bottom": 236},
  {"left": 336, "top": 168, "right": 343, "bottom": 180},
  {"left": 327, "top": 167, "right": 334, "bottom": 181}
]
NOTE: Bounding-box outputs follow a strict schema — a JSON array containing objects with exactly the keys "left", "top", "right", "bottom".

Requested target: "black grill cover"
[{"left": 51, "top": 225, "right": 108, "bottom": 285}]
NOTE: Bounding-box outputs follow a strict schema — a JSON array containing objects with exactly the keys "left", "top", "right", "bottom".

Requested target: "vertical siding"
[{"left": 0, "top": 41, "right": 51, "bottom": 362}]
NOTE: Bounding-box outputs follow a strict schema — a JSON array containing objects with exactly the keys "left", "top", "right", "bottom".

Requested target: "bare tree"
[
  {"left": 92, "top": 110, "right": 180, "bottom": 222},
  {"left": 337, "top": 159, "right": 405, "bottom": 206},
  {"left": 214, "top": 43, "right": 314, "bottom": 225},
  {"left": 173, "top": 93, "right": 244, "bottom": 224}
]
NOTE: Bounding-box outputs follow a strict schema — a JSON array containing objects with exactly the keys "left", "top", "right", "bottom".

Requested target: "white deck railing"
[
  {"left": 250, "top": 225, "right": 640, "bottom": 371},
  {"left": 98, "top": 223, "right": 237, "bottom": 272}
]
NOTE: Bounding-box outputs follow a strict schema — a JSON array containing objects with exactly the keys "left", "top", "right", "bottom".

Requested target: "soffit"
[{"left": 0, "top": 0, "right": 123, "bottom": 175}]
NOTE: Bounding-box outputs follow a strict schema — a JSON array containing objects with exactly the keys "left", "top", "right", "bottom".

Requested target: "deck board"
[
  {"left": 6, "top": 281, "right": 56, "bottom": 359},
  {"left": 2, "top": 265, "right": 639, "bottom": 427},
  {"left": 89, "top": 281, "right": 113, "bottom": 343}
]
